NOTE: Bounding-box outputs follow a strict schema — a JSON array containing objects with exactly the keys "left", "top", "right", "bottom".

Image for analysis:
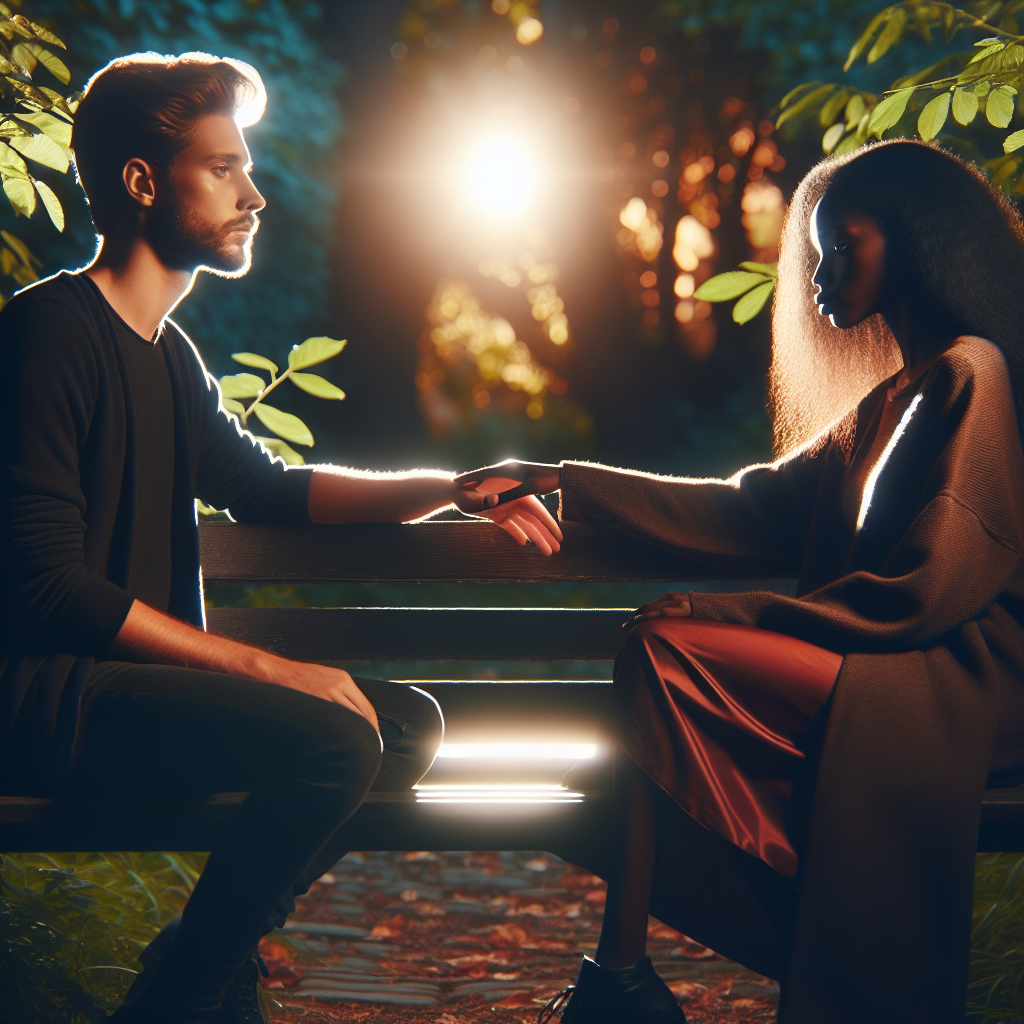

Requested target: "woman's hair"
[
  {"left": 71, "top": 52, "right": 266, "bottom": 235},
  {"left": 770, "top": 140, "right": 1024, "bottom": 458}
]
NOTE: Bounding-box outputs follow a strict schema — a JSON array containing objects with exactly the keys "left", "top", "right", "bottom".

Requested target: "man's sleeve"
[{"left": 0, "top": 299, "right": 135, "bottom": 654}]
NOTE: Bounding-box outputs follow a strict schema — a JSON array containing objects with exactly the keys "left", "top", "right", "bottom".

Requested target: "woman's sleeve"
[
  {"left": 690, "top": 343, "right": 1024, "bottom": 652},
  {"left": 187, "top": 344, "right": 313, "bottom": 525},
  {"left": 558, "top": 452, "right": 827, "bottom": 576},
  {"left": 690, "top": 495, "right": 1019, "bottom": 651},
  {"left": 0, "top": 300, "right": 135, "bottom": 654}
]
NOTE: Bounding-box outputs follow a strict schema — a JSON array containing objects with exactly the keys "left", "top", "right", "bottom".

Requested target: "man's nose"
[{"left": 241, "top": 177, "right": 266, "bottom": 213}]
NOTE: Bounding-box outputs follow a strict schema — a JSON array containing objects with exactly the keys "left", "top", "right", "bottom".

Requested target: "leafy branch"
[
  {"left": 217, "top": 335, "right": 347, "bottom": 467},
  {"left": 777, "top": 2, "right": 1024, "bottom": 159},
  {"left": 698, "top": 1, "right": 1024, "bottom": 324},
  {"left": 0, "top": 1, "right": 78, "bottom": 308},
  {"left": 693, "top": 261, "right": 778, "bottom": 324}
]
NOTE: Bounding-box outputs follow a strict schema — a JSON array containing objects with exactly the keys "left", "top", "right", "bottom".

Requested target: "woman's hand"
[
  {"left": 625, "top": 591, "right": 693, "bottom": 627},
  {"left": 454, "top": 460, "right": 561, "bottom": 505}
]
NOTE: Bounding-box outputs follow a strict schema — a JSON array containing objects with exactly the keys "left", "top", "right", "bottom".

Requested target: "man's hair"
[
  {"left": 71, "top": 52, "right": 266, "bottom": 235},
  {"left": 770, "top": 140, "right": 1024, "bottom": 459}
]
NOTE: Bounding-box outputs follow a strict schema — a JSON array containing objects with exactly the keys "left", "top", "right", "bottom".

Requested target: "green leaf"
[
  {"left": 231, "top": 351, "right": 278, "bottom": 375},
  {"left": 819, "top": 89, "right": 850, "bottom": 127},
  {"left": 737, "top": 261, "right": 778, "bottom": 277},
  {"left": 1, "top": 229, "right": 38, "bottom": 266},
  {"left": 952, "top": 88, "right": 979, "bottom": 125},
  {"left": 33, "top": 179, "right": 61, "bottom": 230},
  {"left": 822, "top": 122, "right": 846, "bottom": 153},
  {"left": 221, "top": 398, "right": 246, "bottom": 416},
  {"left": 868, "top": 87, "right": 914, "bottom": 136},
  {"left": 254, "top": 436, "right": 306, "bottom": 466},
  {"left": 218, "top": 372, "right": 265, "bottom": 399},
  {"left": 1004, "top": 129, "right": 1024, "bottom": 153},
  {"left": 779, "top": 81, "right": 822, "bottom": 110},
  {"left": 0, "top": 140, "right": 27, "bottom": 177},
  {"left": 845, "top": 8, "right": 890, "bottom": 71},
  {"left": 988, "top": 86, "right": 1016, "bottom": 128},
  {"left": 10, "top": 131, "right": 67, "bottom": 172},
  {"left": 867, "top": 8, "right": 906, "bottom": 64},
  {"left": 26, "top": 20, "right": 65, "bottom": 49},
  {"left": 14, "top": 110, "right": 70, "bottom": 147},
  {"left": 11, "top": 41, "right": 68, "bottom": 83},
  {"left": 3, "top": 174, "right": 34, "bottom": 216},
  {"left": 287, "top": 336, "right": 347, "bottom": 370},
  {"left": 196, "top": 498, "right": 222, "bottom": 516},
  {"left": 290, "top": 371, "right": 346, "bottom": 400},
  {"left": 969, "top": 42, "right": 1005, "bottom": 64},
  {"left": 252, "top": 403, "right": 314, "bottom": 446},
  {"left": 732, "top": 280, "right": 775, "bottom": 324},
  {"left": 694, "top": 271, "right": 770, "bottom": 302},
  {"left": 845, "top": 93, "right": 866, "bottom": 125},
  {"left": 776, "top": 84, "right": 839, "bottom": 128},
  {"left": 917, "top": 92, "right": 950, "bottom": 141}
]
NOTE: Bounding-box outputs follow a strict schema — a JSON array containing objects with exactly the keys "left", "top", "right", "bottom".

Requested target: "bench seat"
[{"left": 3, "top": 521, "right": 1020, "bottom": 855}]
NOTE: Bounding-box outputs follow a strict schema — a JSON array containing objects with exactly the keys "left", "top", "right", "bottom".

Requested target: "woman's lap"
[{"left": 613, "top": 618, "right": 843, "bottom": 878}]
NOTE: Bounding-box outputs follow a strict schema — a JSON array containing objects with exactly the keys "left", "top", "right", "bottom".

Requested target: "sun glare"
[{"left": 470, "top": 136, "right": 535, "bottom": 215}]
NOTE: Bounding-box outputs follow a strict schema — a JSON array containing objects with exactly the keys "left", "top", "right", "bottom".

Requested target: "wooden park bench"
[{"left": 1, "top": 518, "right": 1022, "bottom": 855}]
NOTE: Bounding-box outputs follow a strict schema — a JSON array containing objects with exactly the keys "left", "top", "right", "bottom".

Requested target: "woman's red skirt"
[{"left": 613, "top": 618, "right": 843, "bottom": 878}]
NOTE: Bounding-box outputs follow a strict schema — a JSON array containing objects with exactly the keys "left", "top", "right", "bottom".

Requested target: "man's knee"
[{"left": 299, "top": 701, "right": 383, "bottom": 796}]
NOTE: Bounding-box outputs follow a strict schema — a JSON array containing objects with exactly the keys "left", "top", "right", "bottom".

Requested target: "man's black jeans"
[{"left": 50, "top": 664, "right": 443, "bottom": 980}]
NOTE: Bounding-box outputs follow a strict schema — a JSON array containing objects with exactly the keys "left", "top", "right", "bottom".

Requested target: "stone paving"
[{"left": 259, "top": 850, "right": 779, "bottom": 1024}]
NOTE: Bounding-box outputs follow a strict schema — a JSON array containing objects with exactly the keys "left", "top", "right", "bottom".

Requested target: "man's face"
[{"left": 146, "top": 113, "right": 266, "bottom": 277}]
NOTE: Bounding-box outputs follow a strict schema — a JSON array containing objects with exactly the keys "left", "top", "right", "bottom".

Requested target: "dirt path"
[{"left": 260, "top": 850, "right": 779, "bottom": 1024}]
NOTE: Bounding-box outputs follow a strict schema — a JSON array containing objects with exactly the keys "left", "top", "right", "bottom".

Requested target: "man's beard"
[{"left": 145, "top": 187, "right": 259, "bottom": 278}]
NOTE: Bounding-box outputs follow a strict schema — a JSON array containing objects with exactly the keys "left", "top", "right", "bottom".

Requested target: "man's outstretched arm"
[
  {"left": 108, "top": 599, "right": 381, "bottom": 733},
  {"left": 307, "top": 466, "right": 563, "bottom": 554}
]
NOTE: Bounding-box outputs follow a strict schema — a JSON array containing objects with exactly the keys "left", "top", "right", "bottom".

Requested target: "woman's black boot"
[{"left": 538, "top": 956, "right": 686, "bottom": 1023}]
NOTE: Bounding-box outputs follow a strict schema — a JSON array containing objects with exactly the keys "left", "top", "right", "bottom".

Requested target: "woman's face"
[{"left": 810, "top": 197, "right": 888, "bottom": 329}]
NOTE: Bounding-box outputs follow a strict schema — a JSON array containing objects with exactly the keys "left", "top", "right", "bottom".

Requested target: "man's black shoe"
[{"left": 217, "top": 950, "right": 273, "bottom": 1024}]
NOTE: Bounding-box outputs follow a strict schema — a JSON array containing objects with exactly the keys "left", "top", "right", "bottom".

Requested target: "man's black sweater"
[{"left": 0, "top": 272, "right": 312, "bottom": 783}]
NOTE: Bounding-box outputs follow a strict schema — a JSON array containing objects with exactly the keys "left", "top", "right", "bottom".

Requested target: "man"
[{"left": 0, "top": 53, "right": 562, "bottom": 1024}]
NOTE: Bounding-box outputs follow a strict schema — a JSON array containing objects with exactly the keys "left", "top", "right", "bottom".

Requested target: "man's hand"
[
  {"left": 109, "top": 600, "right": 380, "bottom": 735},
  {"left": 256, "top": 659, "right": 379, "bottom": 733},
  {"left": 625, "top": 591, "right": 693, "bottom": 627},
  {"left": 454, "top": 460, "right": 561, "bottom": 505}
]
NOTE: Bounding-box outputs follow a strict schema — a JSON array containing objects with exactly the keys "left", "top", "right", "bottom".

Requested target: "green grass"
[
  {"left": 968, "top": 853, "right": 1024, "bottom": 1023},
  {"left": 0, "top": 851, "right": 206, "bottom": 1024}
]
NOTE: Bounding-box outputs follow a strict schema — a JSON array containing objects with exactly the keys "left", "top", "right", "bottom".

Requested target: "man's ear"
[{"left": 123, "top": 158, "right": 160, "bottom": 210}]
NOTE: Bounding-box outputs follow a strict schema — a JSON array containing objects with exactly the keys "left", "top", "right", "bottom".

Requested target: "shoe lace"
[{"left": 537, "top": 984, "right": 575, "bottom": 1023}]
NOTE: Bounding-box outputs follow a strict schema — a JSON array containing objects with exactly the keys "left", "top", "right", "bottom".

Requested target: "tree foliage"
[{"left": 0, "top": 0, "right": 77, "bottom": 307}]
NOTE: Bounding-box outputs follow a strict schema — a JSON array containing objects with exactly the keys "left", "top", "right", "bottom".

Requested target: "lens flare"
[{"left": 470, "top": 137, "right": 535, "bottom": 214}]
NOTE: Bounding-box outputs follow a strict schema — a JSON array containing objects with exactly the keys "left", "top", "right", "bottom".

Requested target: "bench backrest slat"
[{"left": 198, "top": 521, "right": 786, "bottom": 584}]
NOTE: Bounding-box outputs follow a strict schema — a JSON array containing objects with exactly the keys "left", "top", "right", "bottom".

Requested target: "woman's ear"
[{"left": 122, "top": 158, "right": 159, "bottom": 210}]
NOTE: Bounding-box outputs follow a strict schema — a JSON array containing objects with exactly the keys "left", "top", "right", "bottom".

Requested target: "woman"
[{"left": 458, "top": 141, "right": 1024, "bottom": 1024}]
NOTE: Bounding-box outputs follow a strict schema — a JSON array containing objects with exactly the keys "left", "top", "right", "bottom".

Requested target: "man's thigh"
[{"left": 69, "top": 662, "right": 376, "bottom": 797}]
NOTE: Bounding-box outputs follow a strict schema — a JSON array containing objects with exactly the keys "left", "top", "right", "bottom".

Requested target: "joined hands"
[{"left": 453, "top": 460, "right": 563, "bottom": 555}]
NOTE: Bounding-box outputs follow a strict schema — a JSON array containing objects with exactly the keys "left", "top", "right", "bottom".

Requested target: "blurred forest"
[{"left": 1, "top": 0, "right": 940, "bottom": 480}]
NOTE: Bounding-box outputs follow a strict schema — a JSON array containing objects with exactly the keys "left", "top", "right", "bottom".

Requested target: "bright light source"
[
  {"left": 470, "top": 137, "right": 535, "bottom": 215},
  {"left": 435, "top": 743, "right": 598, "bottom": 759},
  {"left": 415, "top": 783, "right": 584, "bottom": 804}
]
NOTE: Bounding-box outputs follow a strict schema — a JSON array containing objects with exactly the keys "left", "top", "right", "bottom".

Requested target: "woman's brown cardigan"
[{"left": 558, "top": 336, "right": 1024, "bottom": 1023}]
